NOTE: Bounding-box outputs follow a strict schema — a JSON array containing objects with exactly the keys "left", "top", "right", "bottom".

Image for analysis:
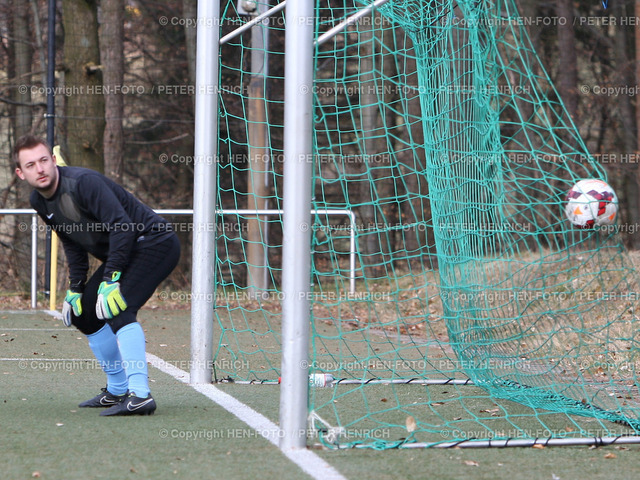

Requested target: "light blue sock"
[
  {"left": 86, "top": 324, "right": 128, "bottom": 395},
  {"left": 116, "top": 322, "right": 150, "bottom": 398}
]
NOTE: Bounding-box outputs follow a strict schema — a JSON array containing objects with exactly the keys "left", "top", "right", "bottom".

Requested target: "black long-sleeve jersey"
[{"left": 30, "top": 166, "right": 173, "bottom": 289}]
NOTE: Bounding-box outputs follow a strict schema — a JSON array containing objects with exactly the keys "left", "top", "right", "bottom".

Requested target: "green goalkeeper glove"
[
  {"left": 62, "top": 290, "right": 83, "bottom": 327},
  {"left": 96, "top": 271, "right": 128, "bottom": 320}
]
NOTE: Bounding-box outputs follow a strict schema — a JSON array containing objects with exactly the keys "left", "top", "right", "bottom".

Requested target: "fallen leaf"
[
  {"left": 32, "top": 472, "right": 41, "bottom": 478},
  {"left": 604, "top": 453, "right": 617, "bottom": 459},
  {"left": 532, "top": 443, "right": 545, "bottom": 449},
  {"left": 464, "top": 460, "right": 479, "bottom": 466},
  {"left": 406, "top": 416, "right": 417, "bottom": 433}
]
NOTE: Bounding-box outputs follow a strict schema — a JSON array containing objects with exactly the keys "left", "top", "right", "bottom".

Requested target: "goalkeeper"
[{"left": 13, "top": 135, "right": 180, "bottom": 416}]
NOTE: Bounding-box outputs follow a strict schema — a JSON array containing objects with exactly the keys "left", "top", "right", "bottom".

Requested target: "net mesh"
[{"left": 215, "top": 0, "right": 640, "bottom": 447}]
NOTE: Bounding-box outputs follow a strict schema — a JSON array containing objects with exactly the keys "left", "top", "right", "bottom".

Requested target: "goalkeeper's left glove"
[
  {"left": 62, "top": 290, "right": 83, "bottom": 327},
  {"left": 96, "top": 271, "right": 128, "bottom": 320}
]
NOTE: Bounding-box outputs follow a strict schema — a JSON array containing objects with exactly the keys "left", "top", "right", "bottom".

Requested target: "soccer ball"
[{"left": 564, "top": 179, "right": 618, "bottom": 228}]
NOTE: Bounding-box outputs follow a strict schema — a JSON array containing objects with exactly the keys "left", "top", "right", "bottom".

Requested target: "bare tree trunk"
[
  {"left": 246, "top": 7, "right": 270, "bottom": 295},
  {"left": 183, "top": 0, "right": 197, "bottom": 93},
  {"left": 13, "top": 0, "right": 32, "bottom": 138},
  {"left": 398, "top": 51, "right": 422, "bottom": 254},
  {"left": 637, "top": 0, "right": 640, "bottom": 156},
  {"left": 99, "top": 0, "right": 124, "bottom": 181},
  {"left": 358, "top": 14, "right": 392, "bottom": 279},
  {"left": 612, "top": 0, "right": 640, "bottom": 248},
  {"left": 635, "top": 0, "right": 640, "bottom": 249},
  {"left": 10, "top": 0, "right": 34, "bottom": 292},
  {"left": 555, "top": 0, "right": 577, "bottom": 119},
  {"left": 396, "top": 29, "right": 435, "bottom": 267},
  {"left": 62, "top": 0, "right": 104, "bottom": 170}
]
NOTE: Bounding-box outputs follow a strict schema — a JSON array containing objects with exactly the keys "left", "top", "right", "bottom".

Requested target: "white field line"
[
  {"left": 0, "top": 328, "right": 69, "bottom": 331},
  {"left": 0, "top": 310, "right": 51, "bottom": 315},
  {"left": 147, "top": 353, "right": 347, "bottom": 480},
  {"left": 0, "top": 358, "right": 94, "bottom": 361},
  {"left": 0, "top": 357, "right": 99, "bottom": 373}
]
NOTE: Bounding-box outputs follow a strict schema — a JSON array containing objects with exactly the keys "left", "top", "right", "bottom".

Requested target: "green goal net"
[{"left": 214, "top": 0, "right": 640, "bottom": 447}]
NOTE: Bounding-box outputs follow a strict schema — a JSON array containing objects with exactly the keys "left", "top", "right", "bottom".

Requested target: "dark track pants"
[{"left": 71, "top": 233, "right": 181, "bottom": 335}]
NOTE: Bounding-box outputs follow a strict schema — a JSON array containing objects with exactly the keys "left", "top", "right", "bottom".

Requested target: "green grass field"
[{"left": 2, "top": 309, "right": 639, "bottom": 480}]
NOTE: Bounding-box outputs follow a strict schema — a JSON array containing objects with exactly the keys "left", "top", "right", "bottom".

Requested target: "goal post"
[
  {"left": 278, "top": 0, "right": 316, "bottom": 450},
  {"left": 190, "top": 0, "right": 221, "bottom": 385}
]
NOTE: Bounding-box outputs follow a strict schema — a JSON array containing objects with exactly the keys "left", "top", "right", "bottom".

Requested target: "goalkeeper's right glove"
[
  {"left": 96, "top": 271, "right": 128, "bottom": 320},
  {"left": 62, "top": 290, "right": 83, "bottom": 327}
]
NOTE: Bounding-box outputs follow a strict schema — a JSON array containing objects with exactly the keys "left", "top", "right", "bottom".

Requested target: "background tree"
[
  {"left": 100, "top": 0, "right": 125, "bottom": 181},
  {"left": 61, "top": 0, "right": 104, "bottom": 170},
  {"left": 6, "top": 0, "right": 35, "bottom": 291}
]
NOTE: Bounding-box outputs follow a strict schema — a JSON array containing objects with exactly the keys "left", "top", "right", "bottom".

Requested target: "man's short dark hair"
[{"left": 13, "top": 135, "right": 51, "bottom": 169}]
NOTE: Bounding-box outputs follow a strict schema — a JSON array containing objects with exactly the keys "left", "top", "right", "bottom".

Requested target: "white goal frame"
[{"left": 190, "top": 0, "right": 401, "bottom": 452}]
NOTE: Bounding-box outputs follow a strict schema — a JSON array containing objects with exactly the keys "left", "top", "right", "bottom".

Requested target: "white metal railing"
[{"left": 0, "top": 207, "right": 357, "bottom": 308}]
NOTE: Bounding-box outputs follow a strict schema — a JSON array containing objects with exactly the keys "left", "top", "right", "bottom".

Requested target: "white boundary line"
[
  {"left": 147, "top": 353, "right": 347, "bottom": 480},
  {"left": 0, "top": 310, "right": 47, "bottom": 315},
  {"left": 0, "top": 358, "right": 94, "bottom": 361},
  {"left": 0, "top": 328, "right": 69, "bottom": 331}
]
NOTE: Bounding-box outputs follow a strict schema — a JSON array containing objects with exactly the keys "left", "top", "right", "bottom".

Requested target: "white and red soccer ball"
[{"left": 565, "top": 179, "right": 618, "bottom": 228}]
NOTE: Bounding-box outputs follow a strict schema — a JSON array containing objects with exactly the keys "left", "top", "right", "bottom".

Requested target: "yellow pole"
[
  {"left": 49, "top": 231, "right": 58, "bottom": 311},
  {"left": 49, "top": 146, "right": 65, "bottom": 311}
]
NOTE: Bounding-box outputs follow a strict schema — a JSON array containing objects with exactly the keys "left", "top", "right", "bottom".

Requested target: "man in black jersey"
[{"left": 14, "top": 135, "right": 180, "bottom": 416}]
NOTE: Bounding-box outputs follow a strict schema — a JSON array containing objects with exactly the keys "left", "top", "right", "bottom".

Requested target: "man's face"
[{"left": 15, "top": 143, "right": 59, "bottom": 198}]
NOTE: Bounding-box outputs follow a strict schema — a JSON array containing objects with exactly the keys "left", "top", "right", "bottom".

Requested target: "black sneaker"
[
  {"left": 79, "top": 387, "right": 127, "bottom": 408},
  {"left": 100, "top": 392, "right": 157, "bottom": 416}
]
